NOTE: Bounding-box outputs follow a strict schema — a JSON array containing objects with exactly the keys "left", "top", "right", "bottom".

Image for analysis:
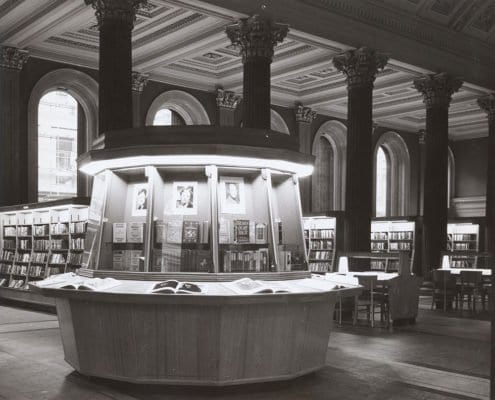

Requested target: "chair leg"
[
  {"left": 338, "top": 296, "right": 342, "bottom": 327},
  {"left": 353, "top": 296, "right": 357, "bottom": 325},
  {"left": 371, "top": 297, "right": 374, "bottom": 328}
]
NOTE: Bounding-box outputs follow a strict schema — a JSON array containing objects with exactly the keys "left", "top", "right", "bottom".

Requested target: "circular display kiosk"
[{"left": 35, "top": 126, "right": 361, "bottom": 385}]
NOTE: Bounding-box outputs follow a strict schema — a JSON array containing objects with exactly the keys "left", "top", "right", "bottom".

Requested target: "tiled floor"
[{"left": 0, "top": 300, "right": 490, "bottom": 400}]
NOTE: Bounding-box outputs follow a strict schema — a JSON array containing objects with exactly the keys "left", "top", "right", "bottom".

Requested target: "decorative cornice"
[
  {"left": 131, "top": 71, "right": 149, "bottom": 92},
  {"left": 295, "top": 104, "right": 316, "bottom": 123},
  {"left": 84, "top": 0, "right": 148, "bottom": 29},
  {"left": 332, "top": 47, "right": 388, "bottom": 88},
  {"left": 413, "top": 73, "right": 463, "bottom": 109},
  {"left": 0, "top": 46, "right": 29, "bottom": 70},
  {"left": 216, "top": 89, "right": 241, "bottom": 110},
  {"left": 477, "top": 94, "right": 495, "bottom": 123},
  {"left": 418, "top": 129, "right": 426, "bottom": 144},
  {"left": 225, "top": 15, "right": 289, "bottom": 63}
]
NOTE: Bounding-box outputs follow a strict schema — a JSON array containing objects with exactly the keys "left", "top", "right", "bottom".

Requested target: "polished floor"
[{"left": 0, "top": 299, "right": 490, "bottom": 400}]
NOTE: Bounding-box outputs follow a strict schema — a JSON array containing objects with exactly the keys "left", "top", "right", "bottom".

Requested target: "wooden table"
[
  {"left": 32, "top": 278, "right": 360, "bottom": 386},
  {"left": 439, "top": 268, "right": 491, "bottom": 276}
]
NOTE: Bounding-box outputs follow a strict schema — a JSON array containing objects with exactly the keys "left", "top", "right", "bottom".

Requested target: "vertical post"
[
  {"left": 226, "top": 15, "right": 288, "bottom": 130},
  {"left": 0, "top": 46, "right": 29, "bottom": 205},
  {"left": 85, "top": 0, "right": 146, "bottom": 134},
  {"left": 131, "top": 71, "right": 148, "bottom": 128},
  {"left": 216, "top": 88, "right": 241, "bottom": 127},
  {"left": 333, "top": 47, "right": 388, "bottom": 268},
  {"left": 476, "top": 94, "right": 495, "bottom": 400},
  {"left": 414, "top": 73, "right": 462, "bottom": 276},
  {"left": 206, "top": 165, "right": 219, "bottom": 273},
  {"left": 295, "top": 103, "right": 317, "bottom": 214}
]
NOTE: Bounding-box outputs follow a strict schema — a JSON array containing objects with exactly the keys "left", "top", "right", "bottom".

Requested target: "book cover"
[
  {"left": 127, "top": 222, "right": 144, "bottom": 243},
  {"left": 255, "top": 223, "right": 267, "bottom": 244},
  {"left": 128, "top": 250, "right": 142, "bottom": 271},
  {"left": 154, "top": 222, "right": 166, "bottom": 244},
  {"left": 113, "top": 223, "right": 127, "bottom": 243},
  {"left": 183, "top": 221, "right": 200, "bottom": 243},
  {"left": 219, "top": 218, "right": 230, "bottom": 244},
  {"left": 234, "top": 219, "right": 250, "bottom": 243},
  {"left": 166, "top": 220, "right": 183, "bottom": 244},
  {"left": 112, "top": 250, "right": 124, "bottom": 270}
]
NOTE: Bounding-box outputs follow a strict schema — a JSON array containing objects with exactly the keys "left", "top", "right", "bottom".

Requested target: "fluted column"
[
  {"left": 0, "top": 46, "right": 29, "bottom": 205},
  {"left": 131, "top": 71, "right": 148, "bottom": 127},
  {"left": 476, "top": 93, "right": 495, "bottom": 400},
  {"left": 85, "top": 0, "right": 146, "bottom": 134},
  {"left": 295, "top": 103, "right": 317, "bottom": 214},
  {"left": 216, "top": 88, "right": 241, "bottom": 127},
  {"left": 333, "top": 47, "right": 388, "bottom": 257},
  {"left": 414, "top": 73, "right": 462, "bottom": 275},
  {"left": 226, "top": 15, "right": 288, "bottom": 129}
]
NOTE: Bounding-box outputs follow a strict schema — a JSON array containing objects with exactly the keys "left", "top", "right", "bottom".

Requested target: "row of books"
[
  {"left": 51, "top": 239, "right": 68, "bottom": 250},
  {"left": 389, "top": 231, "right": 413, "bottom": 240},
  {"left": 113, "top": 222, "right": 144, "bottom": 244},
  {"left": 11, "top": 265, "right": 28, "bottom": 275},
  {"left": 34, "top": 225, "right": 49, "bottom": 236},
  {"left": 15, "top": 253, "right": 30, "bottom": 262},
  {"left": 19, "top": 239, "right": 30, "bottom": 249},
  {"left": 8, "top": 279, "right": 25, "bottom": 289},
  {"left": 32, "top": 252, "right": 49, "bottom": 263},
  {"left": 68, "top": 253, "right": 83, "bottom": 265},
  {"left": 449, "top": 260, "right": 474, "bottom": 268},
  {"left": 70, "top": 221, "right": 87, "bottom": 234},
  {"left": 448, "top": 243, "right": 475, "bottom": 251},
  {"left": 3, "top": 227, "right": 16, "bottom": 236},
  {"left": 371, "top": 232, "right": 388, "bottom": 240},
  {"left": 222, "top": 248, "right": 270, "bottom": 273},
  {"left": 309, "top": 250, "right": 333, "bottom": 260},
  {"left": 151, "top": 248, "right": 211, "bottom": 272},
  {"left": 219, "top": 219, "right": 268, "bottom": 244},
  {"left": 308, "top": 261, "right": 331, "bottom": 272},
  {"left": 34, "top": 239, "right": 51, "bottom": 250},
  {"left": 0, "top": 263, "right": 11, "bottom": 274},
  {"left": 49, "top": 253, "right": 66, "bottom": 264},
  {"left": 370, "top": 260, "right": 387, "bottom": 271},
  {"left": 2, "top": 239, "right": 15, "bottom": 249},
  {"left": 28, "top": 266, "right": 45, "bottom": 277},
  {"left": 154, "top": 220, "right": 209, "bottom": 245},
  {"left": 112, "top": 250, "right": 142, "bottom": 271},
  {"left": 371, "top": 242, "right": 387, "bottom": 251},
  {"left": 449, "top": 234, "right": 476, "bottom": 241},
  {"left": 1, "top": 250, "right": 14, "bottom": 261},
  {"left": 308, "top": 229, "right": 334, "bottom": 239},
  {"left": 309, "top": 240, "right": 333, "bottom": 250},
  {"left": 390, "top": 242, "right": 412, "bottom": 250},
  {"left": 71, "top": 238, "right": 85, "bottom": 250},
  {"left": 51, "top": 223, "right": 70, "bottom": 235}
]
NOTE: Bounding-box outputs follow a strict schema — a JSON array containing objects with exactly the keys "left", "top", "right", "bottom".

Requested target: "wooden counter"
[{"left": 33, "top": 279, "right": 360, "bottom": 386}]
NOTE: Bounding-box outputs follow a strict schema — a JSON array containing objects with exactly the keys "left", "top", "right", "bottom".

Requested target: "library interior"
[{"left": 0, "top": 0, "right": 494, "bottom": 399}]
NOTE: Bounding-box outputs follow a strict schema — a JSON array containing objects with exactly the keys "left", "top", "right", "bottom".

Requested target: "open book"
[
  {"left": 58, "top": 277, "right": 121, "bottom": 291},
  {"left": 223, "top": 278, "right": 291, "bottom": 295},
  {"left": 149, "top": 280, "right": 204, "bottom": 294}
]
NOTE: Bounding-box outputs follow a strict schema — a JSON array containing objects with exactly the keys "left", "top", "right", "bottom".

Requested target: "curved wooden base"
[{"left": 46, "top": 288, "right": 356, "bottom": 385}]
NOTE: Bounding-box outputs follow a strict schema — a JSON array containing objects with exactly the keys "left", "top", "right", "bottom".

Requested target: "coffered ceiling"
[{"left": 1, "top": 0, "right": 494, "bottom": 140}]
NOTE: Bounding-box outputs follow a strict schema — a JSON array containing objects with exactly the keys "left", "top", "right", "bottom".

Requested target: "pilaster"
[
  {"left": 131, "top": 71, "right": 149, "bottom": 127},
  {"left": 216, "top": 88, "right": 241, "bottom": 127}
]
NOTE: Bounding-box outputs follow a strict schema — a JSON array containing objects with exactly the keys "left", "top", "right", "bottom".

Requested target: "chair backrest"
[
  {"left": 354, "top": 275, "right": 378, "bottom": 292},
  {"left": 432, "top": 269, "right": 455, "bottom": 291},
  {"left": 460, "top": 270, "right": 482, "bottom": 286}
]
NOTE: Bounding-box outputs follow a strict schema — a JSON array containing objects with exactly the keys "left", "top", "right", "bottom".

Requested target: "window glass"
[
  {"left": 375, "top": 146, "right": 388, "bottom": 217},
  {"left": 153, "top": 108, "right": 173, "bottom": 126},
  {"left": 38, "top": 91, "right": 78, "bottom": 202}
]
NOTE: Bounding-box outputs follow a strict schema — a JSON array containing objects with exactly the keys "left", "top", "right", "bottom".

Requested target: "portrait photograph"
[
  {"left": 172, "top": 181, "right": 198, "bottom": 215},
  {"left": 131, "top": 183, "right": 148, "bottom": 217},
  {"left": 220, "top": 176, "right": 245, "bottom": 214}
]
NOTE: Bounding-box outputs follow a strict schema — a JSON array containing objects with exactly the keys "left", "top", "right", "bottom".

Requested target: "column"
[
  {"left": 414, "top": 73, "right": 462, "bottom": 275},
  {"left": 226, "top": 15, "right": 288, "bottom": 129},
  {"left": 476, "top": 93, "right": 495, "bottom": 400},
  {"left": 216, "top": 88, "right": 241, "bottom": 127},
  {"left": 333, "top": 47, "right": 388, "bottom": 256},
  {"left": 0, "top": 46, "right": 29, "bottom": 206},
  {"left": 295, "top": 103, "right": 317, "bottom": 214},
  {"left": 85, "top": 0, "right": 146, "bottom": 134},
  {"left": 131, "top": 71, "right": 148, "bottom": 128}
]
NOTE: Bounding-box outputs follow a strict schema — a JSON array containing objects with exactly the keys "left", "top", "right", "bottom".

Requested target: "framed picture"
[
  {"left": 131, "top": 183, "right": 148, "bottom": 217},
  {"left": 172, "top": 181, "right": 198, "bottom": 215},
  {"left": 220, "top": 176, "right": 245, "bottom": 214}
]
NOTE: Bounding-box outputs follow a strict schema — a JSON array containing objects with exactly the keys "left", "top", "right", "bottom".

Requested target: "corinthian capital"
[
  {"left": 131, "top": 71, "right": 149, "bottom": 92},
  {"left": 226, "top": 15, "right": 288, "bottom": 63},
  {"left": 85, "top": 0, "right": 147, "bottom": 28},
  {"left": 216, "top": 88, "right": 241, "bottom": 109},
  {"left": 295, "top": 104, "right": 316, "bottom": 123},
  {"left": 0, "top": 46, "right": 29, "bottom": 70},
  {"left": 413, "top": 73, "right": 462, "bottom": 109},
  {"left": 332, "top": 47, "right": 388, "bottom": 88},
  {"left": 477, "top": 94, "right": 495, "bottom": 123}
]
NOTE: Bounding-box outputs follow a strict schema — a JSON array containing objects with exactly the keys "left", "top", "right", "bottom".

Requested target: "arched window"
[
  {"left": 375, "top": 146, "right": 388, "bottom": 217},
  {"left": 311, "top": 120, "right": 347, "bottom": 211},
  {"left": 270, "top": 109, "right": 290, "bottom": 134},
  {"left": 152, "top": 107, "right": 185, "bottom": 126},
  {"left": 38, "top": 91, "right": 78, "bottom": 201},
  {"left": 373, "top": 131, "right": 411, "bottom": 217}
]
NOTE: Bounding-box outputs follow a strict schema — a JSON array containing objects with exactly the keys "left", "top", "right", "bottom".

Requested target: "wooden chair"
[
  {"left": 431, "top": 269, "right": 457, "bottom": 312},
  {"left": 458, "top": 270, "right": 483, "bottom": 313},
  {"left": 353, "top": 275, "right": 385, "bottom": 328}
]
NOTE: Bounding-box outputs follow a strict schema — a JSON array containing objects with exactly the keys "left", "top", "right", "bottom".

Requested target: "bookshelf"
[
  {"left": 0, "top": 198, "right": 89, "bottom": 301},
  {"left": 370, "top": 219, "right": 415, "bottom": 272},
  {"left": 445, "top": 222, "right": 479, "bottom": 268},
  {"left": 303, "top": 216, "right": 337, "bottom": 273}
]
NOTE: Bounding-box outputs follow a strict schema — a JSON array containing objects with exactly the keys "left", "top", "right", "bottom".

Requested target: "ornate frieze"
[
  {"left": 216, "top": 89, "right": 241, "bottom": 109},
  {"left": 84, "top": 0, "right": 148, "bottom": 28},
  {"left": 413, "top": 73, "right": 462, "bottom": 109},
  {"left": 225, "top": 15, "right": 288, "bottom": 63},
  {"left": 477, "top": 93, "right": 495, "bottom": 123},
  {"left": 131, "top": 71, "right": 149, "bottom": 92},
  {"left": 0, "top": 46, "right": 29, "bottom": 70},
  {"left": 332, "top": 47, "right": 388, "bottom": 88},
  {"left": 295, "top": 104, "right": 316, "bottom": 123}
]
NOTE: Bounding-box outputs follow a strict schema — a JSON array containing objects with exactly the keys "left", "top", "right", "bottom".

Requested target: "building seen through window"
[
  {"left": 38, "top": 90, "right": 78, "bottom": 202},
  {"left": 153, "top": 107, "right": 185, "bottom": 126}
]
